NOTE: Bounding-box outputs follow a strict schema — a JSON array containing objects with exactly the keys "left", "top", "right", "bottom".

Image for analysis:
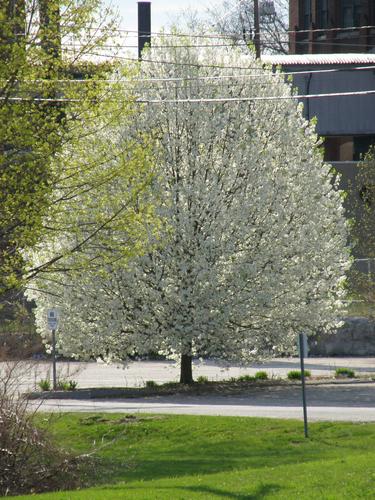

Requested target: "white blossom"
[{"left": 29, "top": 36, "right": 350, "bottom": 373}]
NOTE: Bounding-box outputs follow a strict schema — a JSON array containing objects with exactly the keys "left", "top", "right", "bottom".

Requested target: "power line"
[
  {"left": 5, "top": 18, "right": 375, "bottom": 43},
  {"left": 275, "top": 38, "right": 375, "bottom": 50},
  {"left": 61, "top": 36, "right": 375, "bottom": 51},
  {"left": 63, "top": 50, "right": 375, "bottom": 78},
  {"left": 3, "top": 88, "right": 375, "bottom": 104},
  {"left": 137, "top": 89, "right": 375, "bottom": 104},
  {"left": 62, "top": 50, "right": 267, "bottom": 69},
  {"left": 63, "top": 42, "right": 250, "bottom": 50},
  {"left": 79, "top": 24, "right": 375, "bottom": 38},
  {"left": 7, "top": 64, "right": 375, "bottom": 85},
  {"left": 6, "top": 25, "right": 375, "bottom": 53}
]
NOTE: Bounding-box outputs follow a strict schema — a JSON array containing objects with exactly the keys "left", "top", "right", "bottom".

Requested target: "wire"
[
  {"left": 7, "top": 64, "right": 375, "bottom": 86},
  {"left": 137, "top": 89, "right": 375, "bottom": 104},
  {"left": 62, "top": 49, "right": 375, "bottom": 76},
  {"left": 79, "top": 24, "right": 375, "bottom": 38},
  {"left": 63, "top": 41, "right": 250, "bottom": 50},
  {"left": 276, "top": 38, "right": 375, "bottom": 50},
  {"left": 5, "top": 16, "right": 375, "bottom": 42},
  {"left": 6, "top": 24, "right": 375, "bottom": 52},
  {"left": 62, "top": 50, "right": 264, "bottom": 69},
  {"left": 3, "top": 88, "right": 375, "bottom": 104},
  {"left": 61, "top": 37, "right": 375, "bottom": 51}
]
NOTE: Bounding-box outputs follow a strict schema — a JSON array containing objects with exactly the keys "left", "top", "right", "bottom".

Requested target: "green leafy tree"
[
  {"left": 0, "top": 1, "right": 138, "bottom": 300},
  {"left": 349, "top": 150, "right": 375, "bottom": 316}
]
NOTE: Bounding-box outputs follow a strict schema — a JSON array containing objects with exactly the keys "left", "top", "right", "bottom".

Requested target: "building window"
[
  {"left": 300, "top": 0, "right": 311, "bottom": 30},
  {"left": 354, "top": 136, "right": 375, "bottom": 161},
  {"left": 342, "top": 0, "right": 362, "bottom": 28},
  {"left": 316, "top": 0, "right": 328, "bottom": 29},
  {"left": 324, "top": 136, "right": 375, "bottom": 162},
  {"left": 323, "top": 136, "right": 354, "bottom": 162}
]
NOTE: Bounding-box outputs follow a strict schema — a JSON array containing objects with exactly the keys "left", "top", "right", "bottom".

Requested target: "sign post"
[
  {"left": 298, "top": 333, "right": 309, "bottom": 438},
  {"left": 47, "top": 309, "right": 59, "bottom": 391}
]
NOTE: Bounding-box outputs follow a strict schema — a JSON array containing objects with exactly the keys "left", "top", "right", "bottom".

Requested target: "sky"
[{"left": 105, "top": 0, "right": 221, "bottom": 33}]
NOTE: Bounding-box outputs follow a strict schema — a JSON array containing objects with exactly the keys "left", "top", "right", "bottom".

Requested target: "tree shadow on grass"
[
  {"left": 74, "top": 417, "right": 375, "bottom": 489},
  {"left": 109, "top": 482, "right": 282, "bottom": 499},
  {"left": 95, "top": 435, "right": 345, "bottom": 487},
  {"left": 170, "top": 483, "right": 282, "bottom": 499}
]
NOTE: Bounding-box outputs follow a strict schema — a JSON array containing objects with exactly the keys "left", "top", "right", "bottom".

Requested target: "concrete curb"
[{"left": 26, "top": 378, "right": 375, "bottom": 401}]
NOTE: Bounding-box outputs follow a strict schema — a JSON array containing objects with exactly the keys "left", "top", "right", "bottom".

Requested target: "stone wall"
[{"left": 309, "top": 317, "right": 375, "bottom": 356}]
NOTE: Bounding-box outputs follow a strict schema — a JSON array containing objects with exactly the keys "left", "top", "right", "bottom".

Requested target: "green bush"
[
  {"left": 287, "top": 370, "right": 311, "bottom": 380},
  {"left": 196, "top": 376, "right": 209, "bottom": 384},
  {"left": 145, "top": 380, "right": 158, "bottom": 388},
  {"left": 38, "top": 379, "right": 51, "bottom": 391},
  {"left": 255, "top": 371, "right": 268, "bottom": 380},
  {"left": 56, "top": 379, "right": 70, "bottom": 391},
  {"left": 238, "top": 374, "right": 256, "bottom": 382},
  {"left": 68, "top": 380, "right": 78, "bottom": 390},
  {"left": 335, "top": 367, "right": 355, "bottom": 378}
]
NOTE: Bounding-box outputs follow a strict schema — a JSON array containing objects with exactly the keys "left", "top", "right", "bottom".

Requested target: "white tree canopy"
[{"left": 29, "top": 35, "right": 350, "bottom": 381}]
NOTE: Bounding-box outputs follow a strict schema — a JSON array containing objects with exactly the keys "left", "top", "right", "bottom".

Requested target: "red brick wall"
[{"left": 289, "top": 0, "right": 375, "bottom": 54}]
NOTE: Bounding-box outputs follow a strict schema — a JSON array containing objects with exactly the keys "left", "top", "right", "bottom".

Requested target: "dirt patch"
[{"left": 79, "top": 414, "right": 165, "bottom": 426}]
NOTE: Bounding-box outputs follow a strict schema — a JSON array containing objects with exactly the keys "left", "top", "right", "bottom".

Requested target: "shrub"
[
  {"left": 287, "top": 370, "right": 311, "bottom": 380},
  {"left": 196, "top": 376, "right": 209, "bottom": 384},
  {"left": 335, "top": 367, "right": 355, "bottom": 378},
  {"left": 255, "top": 371, "right": 268, "bottom": 380},
  {"left": 56, "top": 379, "right": 70, "bottom": 391},
  {"left": 68, "top": 380, "right": 78, "bottom": 390},
  {"left": 238, "top": 374, "right": 256, "bottom": 382},
  {"left": 145, "top": 380, "right": 158, "bottom": 388},
  {"left": 38, "top": 378, "right": 51, "bottom": 391},
  {"left": 0, "top": 362, "right": 86, "bottom": 496}
]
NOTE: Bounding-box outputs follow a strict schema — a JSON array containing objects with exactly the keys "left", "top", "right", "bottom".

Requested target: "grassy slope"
[{"left": 15, "top": 414, "right": 375, "bottom": 499}]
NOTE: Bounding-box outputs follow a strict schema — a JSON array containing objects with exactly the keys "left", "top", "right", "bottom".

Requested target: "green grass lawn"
[{"left": 14, "top": 414, "right": 375, "bottom": 499}]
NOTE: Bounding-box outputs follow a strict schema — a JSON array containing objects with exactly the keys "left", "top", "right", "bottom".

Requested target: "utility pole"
[
  {"left": 253, "top": 0, "right": 261, "bottom": 58},
  {"left": 138, "top": 2, "right": 151, "bottom": 60}
]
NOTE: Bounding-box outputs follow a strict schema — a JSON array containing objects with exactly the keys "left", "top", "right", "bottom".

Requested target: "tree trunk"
[{"left": 180, "top": 353, "right": 193, "bottom": 384}]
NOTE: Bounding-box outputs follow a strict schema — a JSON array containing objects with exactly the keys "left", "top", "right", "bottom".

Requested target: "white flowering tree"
[{"left": 30, "top": 35, "right": 350, "bottom": 383}]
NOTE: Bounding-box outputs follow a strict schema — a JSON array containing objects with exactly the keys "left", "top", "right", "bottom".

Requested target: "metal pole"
[
  {"left": 299, "top": 333, "right": 308, "bottom": 438},
  {"left": 52, "top": 328, "right": 57, "bottom": 390},
  {"left": 138, "top": 2, "right": 151, "bottom": 60},
  {"left": 253, "top": 0, "right": 261, "bottom": 58}
]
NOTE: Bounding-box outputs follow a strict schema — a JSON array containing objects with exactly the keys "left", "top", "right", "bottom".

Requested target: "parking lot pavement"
[{"left": 3, "top": 357, "right": 375, "bottom": 392}]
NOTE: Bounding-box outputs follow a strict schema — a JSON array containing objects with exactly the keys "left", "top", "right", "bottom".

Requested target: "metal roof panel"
[{"left": 262, "top": 53, "right": 375, "bottom": 66}]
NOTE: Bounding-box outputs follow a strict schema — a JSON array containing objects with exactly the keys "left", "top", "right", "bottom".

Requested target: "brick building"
[
  {"left": 289, "top": 0, "right": 375, "bottom": 54},
  {"left": 264, "top": 1, "right": 375, "bottom": 162},
  {"left": 261, "top": 0, "right": 375, "bottom": 284}
]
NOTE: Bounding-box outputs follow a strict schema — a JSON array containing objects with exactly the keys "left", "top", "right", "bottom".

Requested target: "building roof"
[{"left": 262, "top": 53, "right": 375, "bottom": 66}]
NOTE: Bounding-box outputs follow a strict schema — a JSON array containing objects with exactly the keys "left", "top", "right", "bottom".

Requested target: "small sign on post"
[
  {"left": 47, "top": 309, "right": 59, "bottom": 331},
  {"left": 47, "top": 309, "right": 59, "bottom": 391}
]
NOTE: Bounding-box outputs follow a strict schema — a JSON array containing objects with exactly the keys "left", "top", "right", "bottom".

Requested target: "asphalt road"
[
  {"left": 6, "top": 357, "right": 375, "bottom": 392},
  {"left": 5, "top": 358, "right": 375, "bottom": 421},
  {"left": 30, "top": 381, "right": 375, "bottom": 422}
]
